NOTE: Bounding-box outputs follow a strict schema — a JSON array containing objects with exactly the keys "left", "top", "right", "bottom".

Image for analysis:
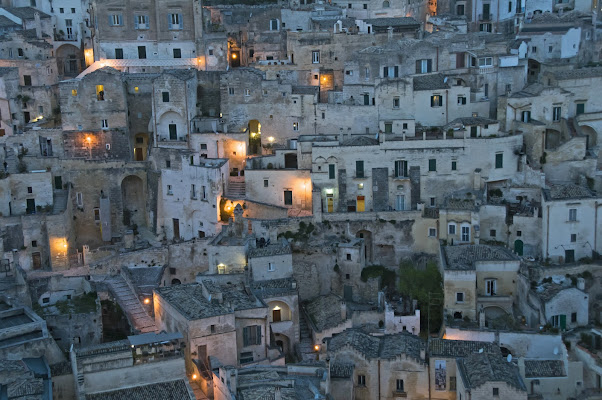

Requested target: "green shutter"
[
  {"left": 394, "top": 161, "right": 399, "bottom": 177},
  {"left": 329, "top": 164, "right": 335, "bottom": 179}
]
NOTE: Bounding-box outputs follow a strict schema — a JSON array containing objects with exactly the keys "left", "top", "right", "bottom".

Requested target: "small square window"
[
  {"left": 517, "top": 230, "right": 522, "bottom": 237},
  {"left": 27, "top": 186, "right": 33, "bottom": 193},
  {"left": 42, "top": 297, "right": 50, "bottom": 303},
  {"left": 358, "top": 375, "right": 366, "bottom": 386},
  {"left": 490, "top": 229, "right": 496, "bottom": 237},
  {"left": 402, "top": 123, "right": 408, "bottom": 129},
  {"left": 264, "top": 179, "right": 269, "bottom": 187},
  {"left": 456, "top": 292, "right": 464, "bottom": 302},
  {"left": 493, "top": 388, "right": 499, "bottom": 396},
  {"left": 429, "top": 228, "right": 437, "bottom": 237},
  {"left": 32, "top": 240, "right": 37, "bottom": 247},
  {"left": 571, "top": 234, "right": 577, "bottom": 242}
]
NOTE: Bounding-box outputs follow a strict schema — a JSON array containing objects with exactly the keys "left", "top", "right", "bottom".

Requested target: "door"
[
  {"left": 482, "top": 3, "right": 490, "bottom": 18},
  {"left": 138, "top": 46, "right": 146, "bottom": 59},
  {"left": 134, "top": 148, "right": 143, "bottom": 161},
  {"left": 343, "top": 285, "right": 353, "bottom": 301},
  {"left": 198, "top": 345, "right": 207, "bottom": 364},
  {"left": 26, "top": 199, "right": 36, "bottom": 214},
  {"left": 395, "top": 195, "right": 405, "bottom": 211},
  {"left": 54, "top": 176, "right": 62, "bottom": 190},
  {"left": 273, "top": 309, "right": 281, "bottom": 322},
  {"left": 169, "top": 124, "right": 177, "bottom": 140},
  {"left": 172, "top": 218, "right": 180, "bottom": 239},
  {"left": 560, "top": 314, "right": 567, "bottom": 330},
  {"left": 327, "top": 195, "right": 334, "bottom": 213},
  {"left": 32, "top": 252, "right": 41, "bottom": 270},
  {"left": 514, "top": 239, "right": 523, "bottom": 256},
  {"left": 363, "top": 94, "right": 369, "bottom": 105},
  {"left": 356, "top": 196, "right": 365, "bottom": 212}
]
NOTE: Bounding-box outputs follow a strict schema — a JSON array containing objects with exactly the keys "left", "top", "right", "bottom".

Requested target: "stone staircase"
[
  {"left": 297, "top": 312, "right": 318, "bottom": 363},
  {"left": 106, "top": 275, "right": 156, "bottom": 334},
  {"left": 3, "top": 147, "right": 18, "bottom": 174},
  {"left": 226, "top": 177, "right": 245, "bottom": 199},
  {"left": 52, "top": 190, "right": 68, "bottom": 214}
]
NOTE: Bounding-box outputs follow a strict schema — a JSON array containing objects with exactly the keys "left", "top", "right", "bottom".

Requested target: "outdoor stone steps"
[
  {"left": 52, "top": 190, "right": 68, "bottom": 214},
  {"left": 106, "top": 276, "right": 157, "bottom": 334}
]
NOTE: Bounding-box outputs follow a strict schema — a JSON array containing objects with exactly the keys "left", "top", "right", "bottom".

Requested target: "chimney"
[
  {"left": 387, "top": 26, "right": 393, "bottom": 40},
  {"left": 34, "top": 11, "right": 42, "bottom": 39},
  {"left": 341, "top": 301, "right": 347, "bottom": 320},
  {"left": 577, "top": 277, "right": 585, "bottom": 291}
]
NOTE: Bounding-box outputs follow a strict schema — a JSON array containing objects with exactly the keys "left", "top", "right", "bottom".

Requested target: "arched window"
[{"left": 382, "top": 0, "right": 390, "bottom": 7}]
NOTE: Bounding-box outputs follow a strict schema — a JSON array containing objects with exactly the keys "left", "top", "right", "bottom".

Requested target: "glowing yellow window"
[
  {"left": 71, "top": 89, "right": 77, "bottom": 96},
  {"left": 96, "top": 85, "right": 105, "bottom": 101},
  {"left": 356, "top": 196, "right": 365, "bottom": 212},
  {"left": 134, "top": 86, "right": 139, "bottom": 93}
]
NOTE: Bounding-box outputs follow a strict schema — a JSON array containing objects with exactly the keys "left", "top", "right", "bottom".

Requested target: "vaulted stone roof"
[
  {"left": 524, "top": 360, "right": 566, "bottom": 378},
  {"left": 429, "top": 339, "right": 501, "bottom": 358},
  {"left": 327, "top": 329, "right": 425, "bottom": 362},
  {"left": 457, "top": 353, "right": 526, "bottom": 391}
]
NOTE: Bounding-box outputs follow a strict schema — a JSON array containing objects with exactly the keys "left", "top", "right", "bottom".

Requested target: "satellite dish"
[
  {"left": 478, "top": 348, "right": 483, "bottom": 353},
  {"left": 553, "top": 347, "right": 559, "bottom": 355},
  {"left": 507, "top": 354, "right": 512, "bottom": 362}
]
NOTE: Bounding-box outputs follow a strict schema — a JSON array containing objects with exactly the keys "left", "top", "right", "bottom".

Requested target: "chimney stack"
[{"left": 34, "top": 11, "right": 42, "bottom": 39}]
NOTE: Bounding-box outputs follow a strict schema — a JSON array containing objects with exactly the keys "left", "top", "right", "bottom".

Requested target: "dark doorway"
[
  {"left": 514, "top": 240, "right": 523, "bottom": 256},
  {"left": 171, "top": 279, "right": 181, "bottom": 285},
  {"left": 565, "top": 249, "right": 575, "bottom": 263},
  {"left": 32, "top": 252, "right": 41, "bottom": 270},
  {"left": 198, "top": 345, "right": 208, "bottom": 363},
  {"left": 230, "top": 50, "right": 241, "bottom": 68},
  {"left": 54, "top": 176, "right": 62, "bottom": 190},
  {"left": 173, "top": 218, "right": 180, "bottom": 240},
  {"left": 343, "top": 285, "right": 353, "bottom": 301},
  {"left": 284, "top": 153, "right": 298, "bottom": 169},
  {"left": 138, "top": 46, "right": 146, "bottom": 59},
  {"left": 26, "top": 199, "right": 36, "bottom": 214},
  {"left": 134, "top": 148, "right": 144, "bottom": 161},
  {"left": 273, "top": 309, "right": 281, "bottom": 322}
]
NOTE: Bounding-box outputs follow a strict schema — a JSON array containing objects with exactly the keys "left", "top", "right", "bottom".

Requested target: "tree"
[{"left": 398, "top": 260, "right": 443, "bottom": 335}]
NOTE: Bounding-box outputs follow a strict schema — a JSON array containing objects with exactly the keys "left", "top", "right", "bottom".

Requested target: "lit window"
[
  {"left": 71, "top": 89, "right": 77, "bottom": 96},
  {"left": 293, "top": 122, "right": 299, "bottom": 131},
  {"left": 96, "top": 85, "right": 105, "bottom": 101}
]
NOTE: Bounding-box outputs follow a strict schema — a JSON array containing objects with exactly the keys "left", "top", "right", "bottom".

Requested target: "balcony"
[
  {"left": 54, "top": 32, "right": 78, "bottom": 42},
  {"left": 478, "top": 13, "right": 491, "bottom": 21}
]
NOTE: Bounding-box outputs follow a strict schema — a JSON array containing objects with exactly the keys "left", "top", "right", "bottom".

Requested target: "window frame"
[
  {"left": 312, "top": 50, "right": 320, "bottom": 64},
  {"left": 168, "top": 13, "right": 183, "bottom": 30}
]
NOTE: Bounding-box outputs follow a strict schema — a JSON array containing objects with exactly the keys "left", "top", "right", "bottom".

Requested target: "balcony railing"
[
  {"left": 54, "top": 32, "right": 78, "bottom": 42},
  {"left": 479, "top": 13, "right": 491, "bottom": 21}
]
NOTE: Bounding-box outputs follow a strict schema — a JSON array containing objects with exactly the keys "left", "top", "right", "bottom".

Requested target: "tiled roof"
[
  {"left": 524, "top": 360, "right": 566, "bottom": 378},
  {"left": 444, "top": 198, "right": 476, "bottom": 211},
  {"left": 248, "top": 242, "right": 291, "bottom": 258},
  {"left": 155, "top": 284, "right": 232, "bottom": 320},
  {"left": 4, "top": 7, "right": 51, "bottom": 19},
  {"left": 251, "top": 278, "right": 297, "bottom": 298},
  {"left": 442, "top": 245, "right": 519, "bottom": 271},
  {"left": 0, "top": 15, "right": 19, "bottom": 28},
  {"left": 363, "top": 17, "right": 420, "bottom": 27},
  {"left": 413, "top": 74, "right": 450, "bottom": 91},
  {"left": 444, "top": 116, "right": 499, "bottom": 129},
  {"left": 305, "top": 293, "right": 345, "bottom": 332},
  {"left": 330, "top": 362, "right": 354, "bottom": 378},
  {"left": 75, "top": 340, "right": 130, "bottom": 357},
  {"left": 534, "top": 283, "right": 584, "bottom": 303},
  {"left": 86, "top": 379, "right": 194, "bottom": 400},
  {"left": 543, "top": 184, "right": 594, "bottom": 201},
  {"left": 457, "top": 353, "right": 526, "bottom": 391},
  {"left": 429, "top": 339, "right": 501, "bottom": 358},
  {"left": 327, "top": 329, "right": 425, "bottom": 362}
]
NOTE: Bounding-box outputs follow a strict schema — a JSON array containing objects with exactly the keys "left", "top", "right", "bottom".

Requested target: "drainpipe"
[
  {"left": 436, "top": 47, "right": 439, "bottom": 72},
  {"left": 378, "top": 359, "right": 381, "bottom": 400},
  {"left": 545, "top": 204, "right": 550, "bottom": 259},
  {"left": 595, "top": 202, "right": 601, "bottom": 258},
  {"left": 445, "top": 90, "right": 449, "bottom": 124}
]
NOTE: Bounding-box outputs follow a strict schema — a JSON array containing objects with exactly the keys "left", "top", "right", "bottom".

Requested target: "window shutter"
[
  {"left": 134, "top": 16, "right": 138, "bottom": 29},
  {"left": 438, "top": 96, "right": 443, "bottom": 106},
  {"left": 427, "top": 59, "right": 432, "bottom": 72},
  {"left": 108, "top": 15, "right": 113, "bottom": 26},
  {"left": 415, "top": 60, "right": 420, "bottom": 73},
  {"left": 243, "top": 327, "right": 248, "bottom": 346},
  {"left": 178, "top": 13, "right": 183, "bottom": 28},
  {"left": 431, "top": 96, "right": 435, "bottom": 107},
  {"left": 383, "top": 66, "right": 387, "bottom": 78},
  {"left": 118, "top": 14, "right": 122, "bottom": 26},
  {"left": 168, "top": 14, "right": 172, "bottom": 29},
  {"left": 256, "top": 325, "right": 262, "bottom": 344},
  {"left": 394, "top": 161, "right": 399, "bottom": 177},
  {"left": 145, "top": 15, "right": 149, "bottom": 25},
  {"left": 403, "top": 161, "right": 408, "bottom": 177},
  {"left": 394, "top": 66, "right": 399, "bottom": 77}
]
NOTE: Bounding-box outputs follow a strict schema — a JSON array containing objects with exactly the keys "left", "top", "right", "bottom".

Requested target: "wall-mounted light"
[
  {"left": 144, "top": 298, "right": 150, "bottom": 305},
  {"left": 325, "top": 188, "right": 334, "bottom": 195},
  {"left": 268, "top": 136, "right": 275, "bottom": 143},
  {"left": 231, "top": 53, "right": 237, "bottom": 59}
]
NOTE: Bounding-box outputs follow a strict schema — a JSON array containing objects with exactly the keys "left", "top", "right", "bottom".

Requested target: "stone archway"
[
  {"left": 56, "top": 44, "right": 83, "bottom": 78},
  {"left": 580, "top": 125, "right": 598, "bottom": 149},
  {"left": 121, "top": 175, "right": 146, "bottom": 228},
  {"left": 484, "top": 306, "right": 511, "bottom": 329}
]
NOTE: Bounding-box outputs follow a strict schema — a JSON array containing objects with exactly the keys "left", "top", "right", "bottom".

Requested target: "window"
[
  {"left": 356, "top": 161, "right": 364, "bottom": 178},
  {"left": 101, "top": 119, "right": 108, "bottom": 129},
  {"left": 293, "top": 122, "right": 299, "bottom": 131},
  {"left": 168, "top": 13, "right": 183, "bottom": 30},
  {"left": 162, "top": 92, "right": 170, "bottom": 102},
  {"left": 565, "top": 249, "right": 575, "bottom": 263},
  {"left": 451, "top": 161, "right": 457, "bottom": 171},
  {"left": 516, "top": 230, "right": 522, "bottom": 236},
  {"left": 571, "top": 312, "right": 577, "bottom": 323},
  {"left": 109, "top": 14, "right": 123, "bottom": 26},
  {"left": 346, "top": 253, "right": 352, "bottom": 260},
  {"left": 457, "top": 4, "right": 465, "bottom": 14},
  {"left": 393, "top": 97, "right": 400, "bottom": 108},
  {"left": 208, "top": 49, "right": 214, "bottom": 56},
  {"left": 270, "top": 19, "right": 279, "bottom": 31},
  {"left": 571, "top": 233, "right": 577, "bottom": 242},
  {"left": 383, "top": 66, "right": 399, "bottom": 78},
  {"left": 569, "top": 208, "right": 577, "bottom": 221},
  {"left": 71, "top": 7, "right": 75, "bottom": 13},
  {"left": 461, "top": 225, "right": 470, "bottom": 242},
  {"left": 59, "top": 7, "right": 64, "bottom": 13},
  {"left": 416, "top": 59, "right": 432, "bottom": 73},
  {"left": 364, "top": 3, "right": 368, "bottom": 8},
  {"left": 522, "top": 110, "right": 531, "bottom": 122},
  {"left": 385, "top": 123, "right": 393, "bottom": 133},
  {"left": 96, "top": 85, "right": 105, "bottom": 101},
  {"left": 244, "top": 88, "right": 251, "bottom": 97},
  {"left": 329, "top": 164, "right": 335, "bottom": 179},
  {"left": 429, "top": 228, "right": 437, "bottom": 237},
  {"left": 403, "top": 123, "right": 408, "bottom": 129},
  {"left": 457, "top": 95, "right": 467, "bottom": 105},
  {"left": 394, "top": 160, "right": 408, "bottom": 178},
  {"left": 228, "top": 87, "right": 234, "bottom": 95},
  {"left": 508, "top": 1, "right": 512, "bottom": 12},
  {"left": 71, "top": 89, "right": 77, "bottom": 97},
  {"left": 449, "top": 224, "right": 456, "bottom": 235},
  {"left": 431, "top": 95, "right": 443, "bottom": 107},
  {"left": 167, "top": 185, "right": 173, "bottom": 195},
  {"left": 493, "top": 388, "right": 499, "bottom": 396},
  {"left": 166, "top": 160, "right": 171, "bottom": 168},
  {"left": 428, "top": 159, "right": 436, "bottom": 172},
  {"left": 135, "top": 14, "right": 149, "bottom": 29},
  {"left": 32, "top": 240, "right": 37, "bottom": 247},
  {"left": 76, "top": 192, "right": 83, "bottom": 207},
  {"left": 531, "top": 46, "right": 537, "bottom": 53},
  {"left": 114, "top": 48, "right": 124, "bottom": 59},
  {"left": 202, "top": 186, "right": 206, "bottom": 200},
  {"left": 456, "top": 292, "right": 464, "bottom": 302},
  {"left": 191, "top": 184, "right": 197, "bottom": 199},
  {"left": 94, "top": 208, "right": 100, "bottom": 221},
  {"left": 430, "top": 197, "right": 436, "bottom": 207},
  {"left": 268, "top": 262, "right": 275, "bottom": 271},
  {"left": 240, "top": 351, "right": 253, "bottom": 364},
  {"left": 576, "top": 103, "right": 585, "bottom": 115},
  {"left": 312, "top": 50, "right": 320, "bottom": 64},
  {"left": 479, "top": 23, "right": 492, "bottom": 32},
  {"left": 548, "top": 45, "right": 553, "bottom": 53},
  {"left": 264, "top": 179, "right": 269, "bottom": 187},
  {"left": 284, "top": 190, "right": 293, "bottom": 205},
  {"left": 243, "top": 325, "right": 262, "bottom": 346},
  {"left": 553, "top": 106, "right": 561, "bottom": 122},
  {"left": 23, "top": 75, "right": 32, "bottom": 86},
  {"left": 396, "top": 379, "right": 404, "bottom": 392},
  {"left": 486, "top": 279, "right": 497, "bottom": 296},
  {"left": 495, "top": 153, "right": 503, "bottom": 168},
  {"left": 450, "top": 376, "right": 456, "bottom": 391},
  {"left": 478, "top": 57, "right": 493, "bottom": 67},
  {"left": 211, "top": 324, "right": 216, "bottom": 333},
  {"left": 17, "top": 48, "right": 24, "bottom": 58},
  {"left": 43, "top": 297, "right": 50, "bottom": 303},
  {"left": 173, "top": 48, "right": 181, "bottom": 58},
  {"left": 358, "top": 375, "right": 366, "bottom": 386}
]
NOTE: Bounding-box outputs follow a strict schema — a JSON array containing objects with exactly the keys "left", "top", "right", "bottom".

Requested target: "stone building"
[
  {"left": 440, "top": 244, "right": 521, "bottom": 324},
  {"left": 325, "top": 329, "right": 429, "bottom": 400}
]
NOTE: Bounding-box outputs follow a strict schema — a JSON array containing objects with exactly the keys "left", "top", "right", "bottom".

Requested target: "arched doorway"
[
  {"left": 121, "top": 175, "right": 146, "bottom": 228},
  {"left": 133, "top": 133, "right": 149, "bottom": 161},
  {"left": 274, "top": 333, "right": 291, "bottom": 355},
  {"left": 356, "top": 230, "right": 373, "bottom": 263},
  {"left": 484, "top": 306, "right": 511, "bottom": 329},
  {"left": 580, "top": 125, "right": 598, "bottom": 149},
  {"left": 514, "top": 239, "right": 523, "bottom": 256},
  {"left": 56, "top": 44, "right": 83, "bottom": 78},
  {"left": 248, "top": 120, "right": 261, "bottom": 155},
  {"left": 171, "top": 278, "right": 181, "bottom": 285}
]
